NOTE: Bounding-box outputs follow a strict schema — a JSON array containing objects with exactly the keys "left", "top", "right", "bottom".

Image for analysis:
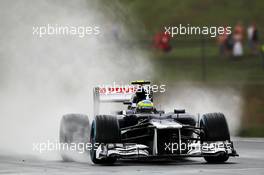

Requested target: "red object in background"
[
  {"left": 154, "top": 32, "right": 171, "bottom": 52},
  {"left": 217, "top": 27, "right": 229, "bottom": 44},
  {"left": 234, "top": 22, "right": 244, "bottom": 42}
]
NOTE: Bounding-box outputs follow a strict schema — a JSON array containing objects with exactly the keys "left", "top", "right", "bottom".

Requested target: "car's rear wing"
[{"left": 93, "top": 86, "right": 136, "bottom": 116}]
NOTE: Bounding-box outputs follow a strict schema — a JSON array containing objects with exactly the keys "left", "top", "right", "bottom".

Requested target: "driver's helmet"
[{"left": 136, "top": 100, "right": 154, "bottom": 113}]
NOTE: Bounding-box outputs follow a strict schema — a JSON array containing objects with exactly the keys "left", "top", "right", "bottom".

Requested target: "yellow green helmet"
[{"left": 136, "top": 100, "right": 154, "bottom": 113}]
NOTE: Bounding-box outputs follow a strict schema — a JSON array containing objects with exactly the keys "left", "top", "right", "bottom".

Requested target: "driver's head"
[{"left": 136, "top": 100, "right": 154, "bottom": 113}]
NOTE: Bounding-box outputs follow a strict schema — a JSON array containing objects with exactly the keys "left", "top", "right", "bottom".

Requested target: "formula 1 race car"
[{"left": 59, "top": 81, "right": 238, "bottom": 164}]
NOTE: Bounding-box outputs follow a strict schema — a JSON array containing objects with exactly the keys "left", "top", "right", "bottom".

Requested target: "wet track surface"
[{"left": 0, "top": 138, "right": 264, "bottom": 175}]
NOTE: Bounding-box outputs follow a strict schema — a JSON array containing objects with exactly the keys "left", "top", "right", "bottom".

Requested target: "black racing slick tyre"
[
  {"left": 90, "top": 115, "right": 121, "bottom": 164},
  {"left": 200, "top": 113, "right": 230, "bottom": 163},
  {"left": 200, "top": 113, "right": 230, "bottom": 141},
  {"left": 59, "top": 114, "right": 90, "bottom": 161}
]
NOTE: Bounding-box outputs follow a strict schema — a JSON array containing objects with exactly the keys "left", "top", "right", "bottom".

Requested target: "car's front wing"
[{"left": 95, "top": 141, "right": 238, "bottom": 160}]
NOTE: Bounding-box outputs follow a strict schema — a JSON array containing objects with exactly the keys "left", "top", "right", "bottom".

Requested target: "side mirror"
[{"left": 174, "top": 109, "right": 185, "bottom": 114}]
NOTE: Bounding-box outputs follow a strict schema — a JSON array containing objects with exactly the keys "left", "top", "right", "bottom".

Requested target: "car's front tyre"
[
  {"left": 200, "top": 113, "right": 230, "bottom": 163},
  {"left": 90, "top": 115, "right": 121, "bottom": 164}
]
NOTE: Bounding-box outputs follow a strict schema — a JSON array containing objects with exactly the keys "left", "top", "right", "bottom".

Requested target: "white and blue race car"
[{"left": 59, "top": 81, "right": 238, "bottom": 164}]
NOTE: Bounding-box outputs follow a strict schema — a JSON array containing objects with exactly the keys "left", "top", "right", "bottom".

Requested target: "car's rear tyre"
[
  {"left": 90, "top": 115, "right": 121, "bottom": 164},
  {"left": 200, "top": 113, "right": 230, "bottom": 163},
  {"left": 60, "top": 114, "right": 90, "bottom": 161}
]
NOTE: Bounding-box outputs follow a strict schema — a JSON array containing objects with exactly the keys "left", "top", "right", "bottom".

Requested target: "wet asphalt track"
[{"left": 0, "top": 138, "right": 264, "bottom": 175}]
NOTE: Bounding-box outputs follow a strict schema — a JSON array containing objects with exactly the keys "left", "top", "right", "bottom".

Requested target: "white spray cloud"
[
  {"left": 0, "top": 0, "right": 153, "bottom": 159},
  {"left": 159, "top": 83, "right": 243, "bottom": 135}
]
